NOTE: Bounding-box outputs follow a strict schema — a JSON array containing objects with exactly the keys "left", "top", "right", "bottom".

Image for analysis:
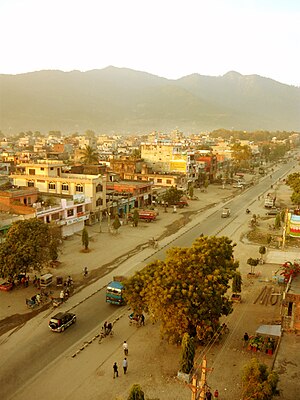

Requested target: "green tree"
[
  {"left": 127, "top": 384, "right": 145, "bottom": 400},
  {"left": 179, "top": 333, "right": 195, "bottom": 374},
  {"left": 162, "top": 186, "right": 184, "bottom": 205},
  {"left": 80, "top": 145, "right": 99, "bottom": 164},
  {"left": 274, "top": 214, "right": 281, "bottom": 229},
  {"left": 259, "top": 246, "right": 266, "bottom": 263},
  {"left": 124, "top": 236, "right": 238, "bottom": 344},
  {"left": 242, "top": 358, "right": 279, "bottom": 399},
  {"left": 112, "top": 215, "right": 121, "bottom": 232},
  {"left": 132, "top": 209, "right": 139, "bottom": 227},
  {"left": 247, "top": 257, "right": 259, "bottom": 274},
  {"left": 0, "top": 219, "right": 55, "bottom": 281},
  {"left": 82, "top": 227, "right": 89, "bottom": 250},
  {"left": 232, "top": 271, "right": 242, "bottom": 294}
]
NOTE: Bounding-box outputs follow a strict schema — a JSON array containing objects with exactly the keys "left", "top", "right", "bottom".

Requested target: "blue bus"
[{"left": 106, "top": 280, "right": 125, "bottom": 305}]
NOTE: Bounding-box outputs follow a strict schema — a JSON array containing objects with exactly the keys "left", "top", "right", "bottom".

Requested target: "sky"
[{"left": 0, "top": 0, "right": 299, "bottom": 86}]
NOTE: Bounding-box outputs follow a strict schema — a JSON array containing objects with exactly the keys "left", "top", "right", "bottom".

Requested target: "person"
[
  {"left": 35, "top": 293, "right": 41, "bottom": 305},
  {"left": 214, "top": 389, "right": 219, "bottom": 399},
  {"left": 67, "top": 276, "right": 73, "bottom": 287},
  {"left": 83, "top": 267, "right": 88, "bottom": 277},
  {"left": 140, "top": 314, "right": 145, "bottom": 326},
  {"left": 64, "top": 288, "right": 69, "bottom": 300},
  {"left": 123, "top": 341, "right": 128, "bottom": 355},
  {"left": 60, "top": 290, "right": 64, "bottom": 300},
  {"left": 122, "top": 357, "right": 128, "bottom": 374},
  {"left": 103, "top": 321, "right": 108, "bottom": 333},
  {"left": 246, "top": 208, "right": 250, "bottom": 214},
  {"left": 243, "top": 332, "right": 249, "bottom": 347},
  {"left": 106, "top": 322, "right": 113, "bottom": 336},
  {"left": 113, "top": 362, "right": 118, "bottom": 378},
  {"left": 206, "top": 388, "right": 212, "bottom": 400}
]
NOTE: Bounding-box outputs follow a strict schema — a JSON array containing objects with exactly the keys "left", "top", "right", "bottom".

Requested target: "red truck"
[{"left": 137, "top": 210, "right": 158, "bottom": 222}]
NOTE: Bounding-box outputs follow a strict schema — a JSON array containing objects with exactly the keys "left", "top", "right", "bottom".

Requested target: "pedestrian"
[
  {"left": 123, "top": 340, "right": 128, "bottom": 355},
  {"left": 140, "top": 314, "right": 145, "bottom": 326},
  {"left": 60, "top": 290, "right": 64, "bottom": 300},
  {"left": 214, "top": 389, "right": 219, "bottom": 399},
  {"left": 83, "top": 266, "right": 88, "bottom": 277},
  {"left": 243, "top": 332, "right": 249, "bottom": 347},
  {"left": 122, "top": 357, "right": 128, "bottom": 374},
  {"left": 205, "top": 388, "right": 212, "bottom": 400},
  {"left": 113, "top": 362, "right": 118, "bottom": 378}
]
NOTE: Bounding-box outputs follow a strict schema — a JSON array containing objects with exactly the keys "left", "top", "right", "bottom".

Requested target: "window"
[
  {"left": 52, "top": 213, "right": 60, "bottom": 220},
  {"left": 157, "top": 178, "right": 162, "bottom": 183},
  {"left": 96, "top": 183, "right": 103, "bottom": 192},
  {"left": 29, "top": 169, "right": 35, "bottom": 175},
  {"left": 96, "top": 198, "right": 103, "bottom": 206},
  {"left": 27, "top": 197, "right": 31, "bottom": 205},
  {"left": 77, "top": 206, "right": 83, "bottom": 214},
  {"left": 48, "top": 182, "right": 56, "bottom": 190},
  {"left": 166, "top": 179, "right": 172, "bottom": 184},
  {"left": 75, "top": 184, "right": 83, "bottom": 193},
  {"left": 27, "top": 181, "right": 34, "bottom": 187},
  {"left": 67, "top": 209, "right": 74, "bottom": 217},
  {"left": 50, "top": 167, "right": 54, "bottom": 170},
  {"left": 40, "top": 167, "right": 44, "bottom": 171},
  {"left": 62, "top": 183, "right": 69, "bottom": 191}
]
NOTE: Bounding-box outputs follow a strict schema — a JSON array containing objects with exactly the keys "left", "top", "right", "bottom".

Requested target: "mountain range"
[{"left": 0, "top": 66, "right": 299, "bottom": 134}]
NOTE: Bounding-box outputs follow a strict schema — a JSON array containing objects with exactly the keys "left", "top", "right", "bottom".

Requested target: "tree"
[
  {"left": 188, "top": 185, "right": 194, "bottom": 198},
  {"left": 0, "top": 219, "right": 56, "bottom": 281},
  {"left": 48, "top": 224, "right": 62, "bottom": 262},
  {"left": 162, "top": 187, "right": 184, "bottom": 205},
  {"left": 179, "top": 333, "right": 195, "bottom": 374},
  {"left": 247, "top": 257, "right": 259, "bottom": 274},
  {"left": 112, "top": 215, "right": 121, "bottom": 232},
  {"left": 242, "top": 358, "right": 279, "bottom": 399},
  {"left": 80, "top": 145, "right": 99, "bottom": 164},
  {"left": 124, "top": 235, "right": 238, "bottom": 344},
  {"left": 127, "top": 384, "right": 145, "bottom": 400},
  {"left": 232, "top": 271, "right": 242, "bottom": 294},
  {"left": 259, "top": 246, "right": 266, "bottom": 263},
  {"left": 82, "top": 227, "right": 89, "bottom": 250},
  {"left": 132, "top": 209, "right": 139, "bottom": 227}
]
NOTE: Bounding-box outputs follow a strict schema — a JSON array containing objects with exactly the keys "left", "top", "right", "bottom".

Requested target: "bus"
[{"left": 106, "top": 280, "right": 125, "bottom": 305}]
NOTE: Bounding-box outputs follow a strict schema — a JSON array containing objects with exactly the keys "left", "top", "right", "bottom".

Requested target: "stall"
[{"left": 248, "top": 324, "right": 282, "bottom": 355}]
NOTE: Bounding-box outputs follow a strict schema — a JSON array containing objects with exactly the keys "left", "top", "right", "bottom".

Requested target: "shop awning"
[{"left": 256, "top": 325, "right": 282, "bottom": 337}]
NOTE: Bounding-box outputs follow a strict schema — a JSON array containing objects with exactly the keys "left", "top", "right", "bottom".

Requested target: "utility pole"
[
  {"left": 188, "top": 355, "right": 212, "bottom": 400},
  {"left": 199, "top": 355, "right": 207, "bottom": 400}
]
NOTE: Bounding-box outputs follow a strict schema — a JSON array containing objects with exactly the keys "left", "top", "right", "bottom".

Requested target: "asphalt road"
[{"left": 0, "top": 160, "right": 296, "bottom": 400}]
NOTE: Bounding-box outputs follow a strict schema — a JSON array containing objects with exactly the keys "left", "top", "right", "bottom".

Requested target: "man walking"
[
  {"left": 113, "top": 362, "right": 118, "bottom": 378},
  {"left": 123, "top": 340, "right": 128, "bottom": 355},
  {"left": 122, "top": 357, "right": 128, "bottom": 374},
  {"left": 243, "top": 332, "right": 249, "bottom": 347}
]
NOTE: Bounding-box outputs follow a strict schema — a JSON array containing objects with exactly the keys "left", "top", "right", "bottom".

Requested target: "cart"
[{"left": 56, "top": 276, "right": 64, "bottom": 287}]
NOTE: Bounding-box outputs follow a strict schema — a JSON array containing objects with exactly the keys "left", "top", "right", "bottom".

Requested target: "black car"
[{"left": 49, "top": 312, "right": 76, "bottom": 332}]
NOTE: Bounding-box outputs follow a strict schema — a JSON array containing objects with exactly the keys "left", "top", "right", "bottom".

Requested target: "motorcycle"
[{"left": 246, "top": 209, "right": 251, "bottom": 214}]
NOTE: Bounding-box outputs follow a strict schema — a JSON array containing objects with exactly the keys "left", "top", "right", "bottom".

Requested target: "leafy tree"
[
  {"left": 0, "top": 219, "right": 55, "bottom": 281},
  {"left": 82, "top": 227, "right": 89, "bottom": 250},
  {"left": 232, "top": 271, "right": 242, "bottom": 294},
  {"left": 124, "top": 236, "right": 238, "bottom": 344},
  {"left": 259, "top": 246, "right": 266, "bottom": 263},
  {"left": 247, "top": 257, "right": 259, "bottom": 274},
  {"left": 112, "top": 215, "right": 121, "bottom": 232},
  {"left": 162, "top": 186, "right": 184, "bottom": 205},
  {"left": 48, "top": 224, "right": 62, "bottom": 261},
  {"left": 132, "top": 209, "right": 139, "bottom": 227},
  {"left": 179, "top": 333, "right": 195, "bottom": 374},
  {"left": 231, "top": 143, "right": 252, "bottom": 169},
  {"left": 127, "top": 384, "right": 145, "bottom": 400},
  {"left": 242, "top": 358, "right": 279, "bottom": 399},
  {"left": 80, "top": 145, "right": 99, "bottom": 164},
  {"left": 274, "top": 214, "right": 281, "bottom": 229}
]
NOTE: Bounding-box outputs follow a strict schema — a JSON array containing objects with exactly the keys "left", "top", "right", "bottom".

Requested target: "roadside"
[{"left": 1, "top": 168, "right": 300, "bottom": 400}]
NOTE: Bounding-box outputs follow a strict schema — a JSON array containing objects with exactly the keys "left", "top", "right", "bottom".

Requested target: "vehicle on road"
[
  {"left": 0, "top": 282, "right": 13, "bottom": 291},
  {"left": 106, "top": 279, "right": 125, "bottom": 305},
  {"left": 221, "top": 208, "right": 231, "bottom": 218},
  {"left": 49, "top": 312, "right": 76, "bottom": 332}
]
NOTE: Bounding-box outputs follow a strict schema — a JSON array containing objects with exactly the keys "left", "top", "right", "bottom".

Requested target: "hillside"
[{"left": 0, "top": 67, "right": 299, "bottom": 133}]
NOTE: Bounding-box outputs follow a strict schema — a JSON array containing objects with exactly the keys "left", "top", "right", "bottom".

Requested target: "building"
[
  {"left": 281, "top": 274, "right": 300, "bottom": 331},
  {"left": 10, "top": 160, "right": 107, "bottom": 215}
]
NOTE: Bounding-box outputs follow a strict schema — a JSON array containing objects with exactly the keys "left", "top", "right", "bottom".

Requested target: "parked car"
[
  {"left": 49, "top": 312, "right": 76, "bottom": 332},
  {"left": 0, "top": 282, "right": 13, "bottom": 292},
  {"left": 221, "top": 208, "right": 231, "bottom": 218},
  {"left": 266, "top": 208, "right": 280, "bottom": 216}
]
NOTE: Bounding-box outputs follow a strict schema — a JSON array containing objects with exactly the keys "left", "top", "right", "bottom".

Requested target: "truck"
[
  {"left": 106, "top": 277, "right": 126, "bottom": 305},
  {"left": 264, "top": 193, "right": 276, "bottom": 208},
  {"left": 137, "top": 209, "right": 158, "bottom": 222}
]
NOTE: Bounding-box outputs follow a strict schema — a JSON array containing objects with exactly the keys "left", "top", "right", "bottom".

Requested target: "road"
[{"left": 0, "top": 160, "right": 296, "bottom": 400}]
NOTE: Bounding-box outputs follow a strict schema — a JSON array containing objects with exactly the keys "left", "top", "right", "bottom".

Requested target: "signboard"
[{"left": 287, "top": 213, "right": 300, "bottom": 237}]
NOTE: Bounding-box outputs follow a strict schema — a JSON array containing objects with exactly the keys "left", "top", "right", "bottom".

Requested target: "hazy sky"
[{"left": 1, "top": 0, "right": 299, "bottom": 86}]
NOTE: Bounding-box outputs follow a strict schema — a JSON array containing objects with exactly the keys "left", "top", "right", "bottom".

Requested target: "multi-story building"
[{"left": 10, "top": 160, "right": 106, "bottom": 214}]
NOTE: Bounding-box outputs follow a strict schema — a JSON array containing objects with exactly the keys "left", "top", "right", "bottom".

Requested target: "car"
[
  {"left": 266, "top": 209, "right": 280, "bottom": 216},
  {"left": 221, "top": 208, "right": 231, "bottom": 218},
  {"left": 0, "top": 282, "right": 13, "bottom": 292},
  {"left": 49, "top": 312, "right": 76, "bottom": 332}
]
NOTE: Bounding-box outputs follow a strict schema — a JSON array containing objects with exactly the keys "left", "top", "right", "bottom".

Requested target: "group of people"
[
  {"left": 205, "top": 388, "right": 219, "bottom": 399},
  {"left": 113, "top": 341, "right": 129, "bottom": 378}
]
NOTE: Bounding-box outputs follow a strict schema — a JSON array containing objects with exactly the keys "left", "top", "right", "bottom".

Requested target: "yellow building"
[{"left": 11, "top": 160, "right": 106, "bottom": 212}]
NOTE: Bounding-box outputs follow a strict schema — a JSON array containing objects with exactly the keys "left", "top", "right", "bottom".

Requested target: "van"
[{"left": 40, "top": 273, "right": 53, "bottom": 289}]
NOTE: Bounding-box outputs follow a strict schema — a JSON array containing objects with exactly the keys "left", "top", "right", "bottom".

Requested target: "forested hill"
[{"left": 1, "top": 67, "right": 299, "bottom": 134}]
